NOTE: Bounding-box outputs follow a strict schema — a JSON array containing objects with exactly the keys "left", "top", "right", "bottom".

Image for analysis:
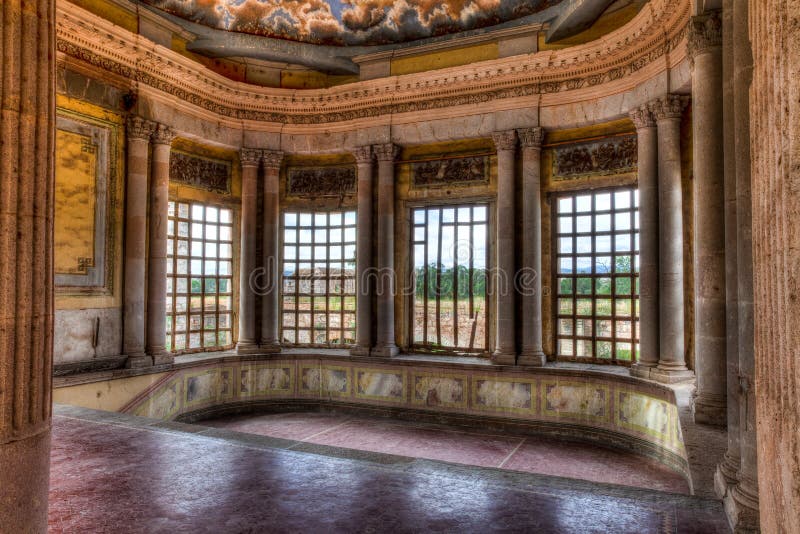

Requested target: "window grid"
[
  {"left": 411, "top": 204, "right": 489, "bottom": 354},
  {"left": 281, "top": 211, "right": 357, "bottom": 347},
  {"left": 166, "top": 201, "right": 234, "bottom": 353},
  {"left": 554, "top": 187, "right": 640, "bottom": 364}
]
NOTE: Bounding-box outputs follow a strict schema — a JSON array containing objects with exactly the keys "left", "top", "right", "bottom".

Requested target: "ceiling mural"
[{"left": 143, "top": 0, "right": 562, "bottom": 46}]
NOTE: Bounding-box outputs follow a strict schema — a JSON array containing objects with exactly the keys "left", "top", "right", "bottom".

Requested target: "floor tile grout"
[
  {"left": 497, "top": 437, "right": 526, "bottom": 469},
  {"left": 290, "top": 417, "right": 354, "bottom": 446}
]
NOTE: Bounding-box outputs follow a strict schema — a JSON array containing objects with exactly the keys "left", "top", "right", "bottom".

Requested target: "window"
[
  {"left": 281, "top": 211, "right": 357, "bottom": 346},
  {"left": 554, "top": 187, "right": 640, "bottom": 363},
  {"left": 166, "top": 201, "right": 234, "bottom": 352},
  {"left": 411, "top": 204, "right": 488, "bottom": 354}
]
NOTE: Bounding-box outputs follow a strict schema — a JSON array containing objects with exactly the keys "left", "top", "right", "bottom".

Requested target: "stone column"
[
  {"left": 373, "top": 143, "right": 400, "bottom": 357},
  {"left": 517, "top": 127, "right": 546, "bottom": 366},
  {"left": 236, "top": 148, "right": 262, "bottom": 354},
  {"left": 629, "top": 105, "right": 660, "bottom": 378},
  {"left": 146, "top": 124, "right": 176, "bottom": 365},
  {"left": 649, "top": 95, "right": 694, "bottom": 383},
  {"left": 689, "top": 10, "right": 727, "bottom": 426},
  {"left": 350, "top": 146, "right": 374, "bottom": 356},
  {"left": 491, "top": 131, "right": 518, "bottom": 365},
  {"left": 726, "top": 0, "right": 759, "bottom": 528},
  {"left": 123, "top": 117, "right": 156, "bottom": 368},
  {"left": 0, "top": 0, "right": 55, "bottom": 529},
  {"left": 260, "top": 150, "right": 284, "bottom": 352}
]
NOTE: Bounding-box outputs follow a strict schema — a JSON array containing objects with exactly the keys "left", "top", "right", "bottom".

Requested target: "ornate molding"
[
  {"left": 151, "top": 124, "right": 176, "bottom": 145},
  {"left": 262, "top": 150, "right": 284, "bottom": 171},
  {"left": 353, "top": 145, "right": 373, "bottom": 165},
  {"left": 492, "top": 130, "right": 517, "bottom": 151},
  {"left": 518, "top": 127, "right": 544, "bottom": 148},
  {"left": 54, "top": 0, "right": 691, "bottom": 127},
  {"left": 629, "top": 105, "right": 656, "bottom": 129},
  {"left": 169, "top": 151, "right": 231, "bottom": 193},
  {"left": 650, "top": 94, "right": 687, "bottom": 121},
  {"left": 552, "top": 135, "right": 637, "bottom": 180},
  {"left": 287, "top": 166, "right": 356, "bottom": 197},
  {"left": 240, "top": 148, "right": 262, "bottom": 168},
  {"left": 412, "top": 156, "right": 489, "bottom": 188},
  {"left": 125, "top": 116, "right": 156, "bottom": 140},
  {"left": 373, "top": 143, "right": 400, "bottom": 162},
  {"left": 687, "top": 10, "right": 722, "bottom": 60}
]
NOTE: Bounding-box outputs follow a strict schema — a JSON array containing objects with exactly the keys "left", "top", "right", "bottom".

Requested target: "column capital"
[
  {"left": 650, "top": 94, "right": 687, "bottom": 121},
  {"left": 517, "top": 127, "right": 544, "bottom": 148},
  {"left": 629, "top": 105, "right": 656, "bottom": 129},
  {"left": 126, "top": 116, "right": 157, "bottom": 140},
  {"left": 373, "top": 143, "right": 400, "bottom": 162},
  {"left": 492, "top": 130, "right": 518, "bottom": 151},
  {"left": 262, "top": 149, "right": 284, "bottom": 170},
  {"left": 151, "top": 124, "right": 176, "bottom": 145},
  {"left": 687, "top": 10, "right": 722, "bottom": 61},
  {"left": 353, "top": 145, "right": 373, "bottom": 164},
  {"left": 240, "top": 148, "right": 262, "bottom": 168}
]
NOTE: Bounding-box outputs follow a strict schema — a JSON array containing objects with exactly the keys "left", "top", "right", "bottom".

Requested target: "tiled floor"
[
  {"left": 201, "top": 411, "right": 690, "bottom": 494},
  {"left": 49, "top": 405, "right": 728, "bottom": 533}
]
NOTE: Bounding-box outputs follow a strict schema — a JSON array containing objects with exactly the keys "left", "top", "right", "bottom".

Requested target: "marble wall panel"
[
  {"left": 54, "top": 307, "right": 122, "bottom": 363},
  {"left": 471, "top": 377, "right": 536, "bottom": 415},
  {"left": 354, "top": 369, "right": 406, "bottom": 403},
  {"left": 240, "top": 364, "right": 294, "bottom": 397},
  {"left": 411, "top": 373, "right": 467, "bottom": 409},
  {"left": 541, "top": 381, "right": 610, "bottom": 423}
]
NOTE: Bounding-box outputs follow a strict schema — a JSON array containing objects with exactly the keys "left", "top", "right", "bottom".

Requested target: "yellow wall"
[
  {"left": 53, "top": 372, "right": 169, "bottom": 412},
  {"left": 391, "top": 43, "right": 499, "bottom": 76}
]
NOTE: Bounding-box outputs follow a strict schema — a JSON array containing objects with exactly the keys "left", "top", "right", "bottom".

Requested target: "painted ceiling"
[{"left": 143, "top": 0, "right": 563, "bottom": 46}]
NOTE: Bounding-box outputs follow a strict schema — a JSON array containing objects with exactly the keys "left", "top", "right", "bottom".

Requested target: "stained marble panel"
[
  {"left": 542, "top": 381, "right": 609, "bottom": 422},
  {"left": 240, "top": 365, "right": 294, "bottom": 397},
  {"left": 472, "top": 378, "right": 534, "bottom": 414},
  {"left": 355, "top": 369, "right": 405, "bottom": 402},
  {"left": 412, "top": 374, "right": 467, "bottom": 408}
]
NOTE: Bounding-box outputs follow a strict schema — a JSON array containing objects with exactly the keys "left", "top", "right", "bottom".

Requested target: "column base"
[
  {"left": 0, "top": 428, "right": 51, "bottom": 533},
  {"left": 372, "top": 344, "right": 399, "bottom": 357},
  {"left": 517, "top": 350, "right": 546, "bottom": 366},
  {"left": 125, "top": 353, "right": 154, "bottom": 368},
  {"left": 693, "top": 394, "right": 727, "bottom": 426},
  {"left": 491, "top": 350, "right": 517, "bottom": 365},
  {"left": 649, "top": 365, "right": 695, "bottom": 384},
  {"left": 629, "top": 362, "right": 657, "bottom": 379},
  {"left": 714, "top": 453, "right": 741, "bottom": 499},
  {"left": 258, "top": 341, "right": 282, "bottom": 354},
  {"left": 152, "top": 352, "right": 175, "bottom": 366},
  {"left": 725, "top": 481, "right": 760, "bottom": 533},
  {"left": 350, "top": 345, "right": 371, "bottom": 357},
  {"left": 236, "top": 341, "right": 262, "bottom": 355}
]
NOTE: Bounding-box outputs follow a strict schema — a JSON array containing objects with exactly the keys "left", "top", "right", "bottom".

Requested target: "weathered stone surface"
[{"left": 54, "top": 308, "right": 123, "bottom": 364}]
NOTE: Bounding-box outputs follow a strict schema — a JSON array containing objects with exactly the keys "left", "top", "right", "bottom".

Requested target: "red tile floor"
[
  {"left": 49, "top": 406, "right": 729, "bottom": 533},
  {"left": 201, "top": 411, "right": 690, "bottom": 494}
]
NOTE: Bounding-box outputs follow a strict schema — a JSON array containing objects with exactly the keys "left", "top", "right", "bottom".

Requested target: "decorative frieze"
[
  {"left": 411, "top": 156, "right": 489, "bottom": 188},
  {"left": 552, "top": 135, "right": 637, "bottom": 180},
  {"left": 169, "top": 150, "right": 232, "bottom": 194},
  {"left": 286, "top": 165, "right": 357, "bottom": 198}
]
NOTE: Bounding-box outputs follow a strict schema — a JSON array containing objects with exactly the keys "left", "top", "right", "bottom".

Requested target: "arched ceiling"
[{"left": 141, "top": 0, "right": 566, "bottom": 46}]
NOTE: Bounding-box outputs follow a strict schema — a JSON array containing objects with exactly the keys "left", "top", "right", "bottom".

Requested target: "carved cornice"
[
  {"left": 492, "top": 130, "right": 518, "bottom": 151},
  {"left": 518, "top": 127, "right": 544, "bottom": 148},
  {"left": 126, "top": 116, "right": 156, "bottom": 140},
  {"left": 151, "top": 124, "right": 176, "bottom": 145},
  {"left": 240, "top": 148, "right": 262, "bottom": 168},
  {"left": 629, "top": 105, "right": 656, "bottom": 129},
  {"left": 55, "top": 0, "right": 690, "bottom": 127},
  {"left": 650, "top": 94, "right": 687, "bottom": 121},
  {"left": 353, "top": 145, "right": 373, "bottom": 165},
  {"left": 687, "top": 10, "right": 722, "bottom": 60},
  {"left": 373, "top": 143, "right": 400, "bottom": 162},
  {"left": 262, "top": 150, "right": 284, "bottom": 171}
]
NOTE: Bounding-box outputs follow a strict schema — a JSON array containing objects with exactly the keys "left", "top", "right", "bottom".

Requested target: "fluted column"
[
  {"left": 373, "top": 143, "right": 400, "bottom": 357},
  {"left": 123, "top": 117, "right": 156, "bottom": 368},
  {"left": 146, "top": 124, "right": 176, "bottom": 365},
  {"left": 629, "top": 105, "right": 660, "bottom": 378},
  {"left": 649, "top": 95, "right": 694, "bottom": 383},
  {"left": 689, "top": 10, "right": 727, "bottom": 426},
  {"left": 491, "top": 131, "right": 517, "bottom": 365},
  {"left": 260, "top": 150, "right": 284, "bottom": 352},
  {"left": 350, "top": 146, "right": 374, "bottom": 356},
  {"left": 0, "top": 0, "right": 55, "bottom": 529},
  {"left": 237, "top": 148, "right": 262, "bottom": 354},
  {"left": 517, "top": 127, "right": 546, "bottom": 366}
]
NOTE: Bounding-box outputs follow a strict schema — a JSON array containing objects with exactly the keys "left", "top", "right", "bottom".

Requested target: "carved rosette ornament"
[
  {"left": 492, "top": 130, "right": 518, "bottom": 151},
  {"left": 373, "top": 143, "right": 400, "bottom": 162},
  {"left": 687, "top": 10, "right": 722, "bottom": 61},
  {"left": 150, "top": 124, "right": 176, "bottom": 145},
  {"left": 650, "top": 94, "right": 687, "bottom": 121},
  {"left": 353, "top": 145, "right": 373, "bottom": 165},
  {"left": 629, "top": 105, "right": 656, "bottom": 129},
  {"left": 262, "top": 150, "right": 284, "bottom": 171},
  {"left": 126, "top": 116, "right": 156, "bottom": 140},
  {"left": 240, "top": 148, "right": 262, "bottom": 168},
  {"left": 518, "top": 127, "right": 544, "bottom": 148}
]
